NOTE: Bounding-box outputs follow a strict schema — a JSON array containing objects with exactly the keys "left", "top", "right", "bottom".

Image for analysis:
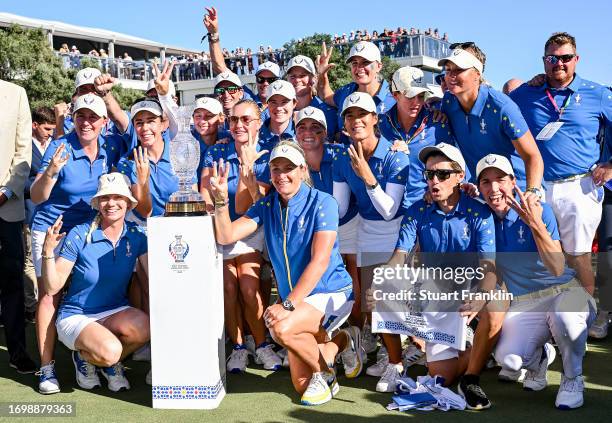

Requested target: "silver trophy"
[{"left": 165, "top": 106, "right": 206, "bottom": 216}]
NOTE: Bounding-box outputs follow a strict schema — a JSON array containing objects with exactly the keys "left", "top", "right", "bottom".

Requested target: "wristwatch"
[
  {"left": 525, "top": 186, "right": 544, "bottom": 200},
  {"left": 367, "top": 181, "right": 379, "bottom": 190},
  {"left": 208, "top": 32, "right": 219, "bottom": 43},
  {"left": 282, "top": 299, "right": 295, "bottom": 311}
]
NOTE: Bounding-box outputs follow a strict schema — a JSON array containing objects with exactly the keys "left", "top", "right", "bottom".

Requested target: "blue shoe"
[
  {"left": 100, "top": 362, "right": 130, "bottom": 392},
  {"left": 71, "top": 351, "right": 101, "bottom": 390},
  {"left": 37, "top": 361, "right": 60, "bottom": 394}
]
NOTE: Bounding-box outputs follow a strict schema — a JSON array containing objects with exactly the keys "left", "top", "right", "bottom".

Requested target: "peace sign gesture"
[
  {"left": 501, "top": 185, "right": 543, "bottom": 229},
  {"left": 316, "top": 42, "right": 336, "bottom": 78},
  {"left": 209, "top": 159, "right": 230, "bottom": 202},
  {"left": 239, "top": 130, "right": 268, "bottom": 168},
  {"left": 43, "top": 215, "right": 66, "bottom": 256},
  {"left": 45, "top": 143, "right": 69, "bottom": 178},
  {"left": 348, "top": 141, "right": 376, "bottom": 184},
  {"left": 151, "top": 60, "right": 175, "bottom": 96},
  {"left": 203, "top": 6, "right": 219, "bottom": 34},
  {"left": 133, "top": 146, "right": 150, "bottom": 186}
]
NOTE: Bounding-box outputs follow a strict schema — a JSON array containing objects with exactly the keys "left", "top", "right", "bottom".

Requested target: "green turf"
[{"left": 1, "top": 325, "right": 611, "bottom": 423}]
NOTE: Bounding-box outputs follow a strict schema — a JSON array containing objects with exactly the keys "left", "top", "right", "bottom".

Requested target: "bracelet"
[
  {"left": 41, "top": 254, "right": 55, "bottom": 260},
  {"left": 214, "top": 199, "right": 228, "bottom": 208},
  {"left": 208, "top": 32, "right": 219, "bottom": 43}
]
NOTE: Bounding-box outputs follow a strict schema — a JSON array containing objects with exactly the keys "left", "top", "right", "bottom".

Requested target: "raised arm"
[
  {"left": 153, "top": 61, "right": 179, "bottom": 139},
  {"left": 94, "top": 74, "right": 130, "bottom": 134},
  {"left": 203, "top": 6, "right": 228, "bottom": 75},
  {"left": 315, "top": 42, "right": 337, "bottom": 107},
  {"left": 30, "top": 143, "right": 68, "bottom": 204},
  {"left": 41, "top": 216, "right": 75, "bottom": 295}
]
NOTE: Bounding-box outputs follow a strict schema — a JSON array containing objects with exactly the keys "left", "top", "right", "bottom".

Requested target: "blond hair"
[{"left": 85, "top": 213, "right": 102, "bottom": 244}]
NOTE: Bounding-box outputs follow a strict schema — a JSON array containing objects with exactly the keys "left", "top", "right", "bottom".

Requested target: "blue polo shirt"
[
  {"left": 332, "top": 136, "right": 409, "bottom": 221},
  {"left": 245, "top": 183, "right": 353, "bottom": 300},
  {"left": 310, "top": 96, "right": 339, "bottom": 140},
  {"left": 494, "top": 203, "right": 575, "bottom": 296},
  {"left": 396, "top": 193, "right": 496, "bottom": 259},
  {"left": 204, "top": 141, "right": 269, "bottom": 221},
  {"left": 441, "top": 85, "right": 530, "bottom": 189},
  {"left": 258, "top": 119, "right": 296, "bottom": 152},
  {"left": 334, "top": 80, "right": 396, "bottom": 145},
  {"left": 32, "top": 132, "right": 121, "bottom": 233},
  {"left": 57, "top": 221, "right": 147, "bottom": 320},
  {"left": 379, "top": 106, "right": 456, "bottom": 207},
  {"left": 510, "top": 75, "right": 612, "bottom": 180},
  {"left": 117, "top": 141, "right": 179, "bottom": 220},
  {"left": 193, "top": 128, "right": 231, "bottom": 186}
]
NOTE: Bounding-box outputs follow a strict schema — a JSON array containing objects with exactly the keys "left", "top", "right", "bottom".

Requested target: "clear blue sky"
[{"left": 2, "top": 0, "right": 611, "bottom": 89}]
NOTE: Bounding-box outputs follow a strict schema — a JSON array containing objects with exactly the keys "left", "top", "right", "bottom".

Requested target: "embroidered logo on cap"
[
  {"left": 484, "top": 155, "right": 497, "bottom": 165},
  {"left": 83, "top": 71, "right": 93, "bottom": 79},
  {"left": 303, "top": 108, "right": 315, "bottom": 116},
  {"left": 354, "top": 43, "right": 366, "bottom": 52},
  {"left": 294, "top": 57, "right": 304, "bottom": 63},
  {"left": 272, "top": 81, "right": 284, "bottom": 91},
  {"left": 84, "top": 96, "right": 95, "bottom": 105},
  {"left": 452, "top": 49, "right": 462, "bottom": 56},
  {"left": 348, "top": 93, "right": 361, "bottom": 103}
]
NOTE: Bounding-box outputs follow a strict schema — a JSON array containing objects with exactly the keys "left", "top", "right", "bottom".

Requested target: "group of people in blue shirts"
[{"left": 21, "top": 21, "right": 612, "bottom": 414}]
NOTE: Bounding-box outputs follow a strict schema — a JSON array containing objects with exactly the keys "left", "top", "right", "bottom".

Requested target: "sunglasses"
[
  {"left": 423, "top": 169, "right": 461, "bottom": 181},
  {"left": 256, "top": 76, "right": 279, "bottom": 84},
  {"left": 543, "top": 54, "right": 576, "bottom": 65},
  {"left": 229, "top": 115, "right": 260, "bottom": 126},
  {"left": 449, "top": 41, "right": 475, "bottom": 50},
  {"left": 214, "top": 86, "right": 241, "bottom": 96}
]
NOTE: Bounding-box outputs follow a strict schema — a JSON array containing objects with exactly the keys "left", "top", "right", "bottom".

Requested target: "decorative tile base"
[{"left": 152, "top": 379, "right": 224, "bottom": 400}]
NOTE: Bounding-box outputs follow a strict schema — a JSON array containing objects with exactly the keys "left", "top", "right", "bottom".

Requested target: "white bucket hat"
[{"left": 90, "top": 173, "right": 138, "bottom": 210}]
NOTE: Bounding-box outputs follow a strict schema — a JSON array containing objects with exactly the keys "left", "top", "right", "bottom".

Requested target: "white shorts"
[
  {"left": 425, "top": 341, "right": 459, "bottom": 362},
  {"left": 357, "top": 216, "right": 403, "bottom": 267},
  {"left": 338, "top": 215, "right": 359, "bottom": 255},
  {"left": 220, "top": 227, "right": 264, "bottom": 260},
  {"left": 56, "top": 305, "right": 132, "bottom": 351},
  {"left": 31, "top": 229, "right": 65, "bottom": 278},
  {"left": 304, "top": 291, "right": 354, "bottom": 336},
  {"left": 545, "top": 175, "right": 604, "bottom": 255}
]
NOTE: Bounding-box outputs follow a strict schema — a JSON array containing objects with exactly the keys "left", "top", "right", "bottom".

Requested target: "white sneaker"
[
  {"left": 245, "top": 335, "right": 259, "bottom": 363},
  {"left": 498, "top": 367, "right": 527, "bottom": 383},
  {"left": 556, "top": 374, "right": 584, "bottom": 409},
  {"left": 146, "top": 369, "right": 152, "bottom": 385},
  {"left": 376, "top": 363, "right": 403, "bottom": 393},
  {"left": 323, "top": 368, "right": 339, "bottom": 397},
  {"left": 100, "top": 362, "right": 130, "bottom": 392},
  {"left": 366, "top": 346, "right": 389, "bottom": 377},
  {"left": 227, "top": 347, "right": 249, "bottom": 373},
  {"left": 588, "top": 311, "right": 609, "bottom": 339},
  {"left": 255, "top": 343, "right": 282, "bottom": 371},
  {"left": 523, "top": 343, "right": 556, "bottom": 391},
  {"left": 277, "top": 348, "right": 290, "bottom": 368},
  {"left": 300, "top": 372, "right": 332, "bottom": 406},
  {"left": 340, "top": 326, "right": 364, "bottom": 378},
  {"left": 132, "top": 343, "right": 151, "bottom": 362},
  {"left": 37, "top": 361, "right": 60, "bottom": 394},
  {"left": 361, "top": 323, "right": 378, "bottom": 354},
  {"left": 402, "top": 344, "right": 425, "bottom": 368},
  {"left": 72, "top": 351, "right": 101, "bottom": 390}
]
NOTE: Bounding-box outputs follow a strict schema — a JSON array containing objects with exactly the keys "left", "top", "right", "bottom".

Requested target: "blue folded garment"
[{"left": 392, "top": 392, "right": 437, "bottom": 408}]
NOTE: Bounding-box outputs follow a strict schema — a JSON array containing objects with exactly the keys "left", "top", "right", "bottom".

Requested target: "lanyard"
[{"left": 545, "top": 89, "right": 572, "bottom": 119}]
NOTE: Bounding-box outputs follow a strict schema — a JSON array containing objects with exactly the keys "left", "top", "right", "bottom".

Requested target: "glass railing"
[{"left": 54, "top": 34, "right": 449, "bottom": 84}]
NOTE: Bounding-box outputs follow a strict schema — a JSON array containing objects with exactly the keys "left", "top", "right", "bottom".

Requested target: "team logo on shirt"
[
  {"left": 517, "top": 225, "right": 526, "bottom": 244},
  {"left": 169, "top": 234, "right": 190, "bottom": 273},
  {"left": 479, "top": 118, "right": 487, "bottom": 135},
  {"left": 298, "top": 216, "right": 306, "bottom": 233},
  {"left": 462, "top": 225, "right": 470, "bottom": 240},
  {"left": 575, "top": 94, "right": 581, "bottom": 105},
  {"left": 125, "top": 240, "right": 132, "bottom": 257},
  {"left": 376, "top": 161, "right": 384, "bottom": 177}
]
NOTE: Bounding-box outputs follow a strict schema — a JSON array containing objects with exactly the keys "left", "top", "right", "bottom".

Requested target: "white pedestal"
[{"left": 148, "top": 215, "right": 225, "bottom": 409}]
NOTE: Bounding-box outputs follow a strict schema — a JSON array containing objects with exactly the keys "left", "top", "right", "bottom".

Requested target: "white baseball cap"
[
  {"left": 476, "top": 154, "right": 515, "bottom": 179},
  {"left": 266, "top": 80, "right": 296, "bottom": 101},
  {"left": 346, "top": 41, "right": 381, "bottom": 63},
  {"left": 75, "top": 67, "right": 101, "bottom": 89},
  {"left": 295, "top": 106, "right": 327, "bottom": 130},
  {"left": 73, "top": 93, "right": 107, "bottom": 118},
  {"left": 91, "top": 173, "right": 138, "bottom": 210},
  {"left": 286, "top": 55, "right": 316, "bottom": 75},
  {"left": 194, "top": 96, "right": 223, "bottom": 115},
  {"left": 255, "top": 61, "right": 280, "bottom": 77},
  {"left": 269, "top": 142, "right": 306, "bottom": 167},
  {"left": 146, "top": 79, "right": 176, "bottom": 97},
  {"left": 438, "top": 48, "right": 483, "bottom": 74},
  {"left": 214, "top": 70, "right": 242, "bottom": 88},
  {"left": 130, "top": 99, "right": 163, "bottom": 119},
  {"left": 340, "top": 92, "right": 377, "bottom": 116},
  {"left": 391, "top": 66, "right": 433, "bottom": 98},
  {"left": 418, "top": 142, "right": 466, "bottom": 172}
]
